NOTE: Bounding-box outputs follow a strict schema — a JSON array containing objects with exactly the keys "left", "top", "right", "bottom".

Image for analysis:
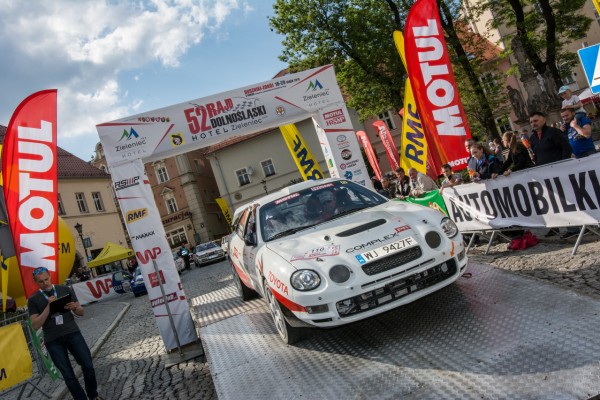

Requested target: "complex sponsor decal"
[
  {"left": 114, "top": 176, "right": 140, "bottom": 191},
  {"left": 126, "top": 208, "right": 148, "bottom": 223},
  {"left": 184, "top": 97, "right": 268, "bottom": 141},
  {"left": 291, "top": 245, "right": 340, "bottom": 261},
  {"left": 274, "top": 193, "right": 300, "bottom": 205},
  {"left": 346, "top": 231, "right": 403, "bottom": 253},
  {"left": 341, "top": 149, "right": 352, "bottom": 160},
  {"left": 323, "top": 109, "right": 346, "bottom": 126},
  {"left": 268, "top": 270, "right": 289, "bottom": 295},
  {"left": 170, "top": 133, "right": 185, "bottom": 147},
  {"left": 148, "top": 270, "right": 166, "bottom": 288}
]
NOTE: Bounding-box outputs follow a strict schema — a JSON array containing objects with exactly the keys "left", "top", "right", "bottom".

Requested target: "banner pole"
[{"left": 152, "top": 259, "right": 182, "bottom": 356}]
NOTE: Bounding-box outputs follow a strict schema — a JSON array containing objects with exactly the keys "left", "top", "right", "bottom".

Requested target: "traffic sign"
[{"left": 578, "top": 43, "right": 600, "bottom": 94}]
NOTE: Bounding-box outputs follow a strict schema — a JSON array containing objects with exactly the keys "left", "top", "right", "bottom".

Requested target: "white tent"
[{"left": 578, "top": 87, "right": 600, "bottom": 105}]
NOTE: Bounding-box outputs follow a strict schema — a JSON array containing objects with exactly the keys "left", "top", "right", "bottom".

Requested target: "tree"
[{"left": 474, "top": 0, "right": 592, "bottom": 88}]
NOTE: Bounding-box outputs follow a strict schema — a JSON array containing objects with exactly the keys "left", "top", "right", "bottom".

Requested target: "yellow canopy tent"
[{"left": 87, "top": 242, "right": 134, "bottom": 268}]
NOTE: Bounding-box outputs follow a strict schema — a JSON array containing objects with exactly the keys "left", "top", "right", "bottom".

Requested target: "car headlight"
[
  {"left": 440, "top": 217, "right": 459, "bottom": 238},
  {"left": 290, "top": 270, "right": 321, "bottom": 291}
]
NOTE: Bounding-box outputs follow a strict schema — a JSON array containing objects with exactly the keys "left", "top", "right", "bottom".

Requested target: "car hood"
[
  {"left": 265, "top": 201, "right": 448, "bottom": 269},
  {"left": 196, "top": 248, "right": 221, "bottom": 256}
]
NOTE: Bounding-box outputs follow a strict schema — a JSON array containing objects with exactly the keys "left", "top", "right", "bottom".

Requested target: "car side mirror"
[{"left": 244, "top": 232, "right": 257, "bottom": 246}]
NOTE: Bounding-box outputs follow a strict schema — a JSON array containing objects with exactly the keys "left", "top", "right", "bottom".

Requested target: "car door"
[
  {"left": 241, "top": 207, "right": 260, "bottom": 288},
  {"left": 229, "top": 207, "right": 253, "bottom": 287}
]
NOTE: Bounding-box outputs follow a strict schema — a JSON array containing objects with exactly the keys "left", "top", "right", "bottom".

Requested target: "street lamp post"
[{"left": 74, "top": 222, "right": 90, "bottom": 262}]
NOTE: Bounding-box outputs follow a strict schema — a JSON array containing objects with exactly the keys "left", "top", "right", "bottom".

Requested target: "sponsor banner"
[
  {"left": 0, "top": 323, "right": 32, "bottom": 391},
  {"left": 72, "top": 275, "right": 120, "bottom": 305},
  {"left": 312, "top": 102, "right": 372, "bottom": 188},
  {"left": 595, "top": 0, "right": 600, "bottom": 16},
  {"left": 403, "top": 0, "right": 471, "bottom": 171},
  {"left": 97, "top": 65, "right": 346, "bottom": 165},
  {"left": 398, "top": 189, "right": 448, "bottom": 216},
  {"left": 280, "top": 123, "right": 324, "bottom": 181},
  {"left": 356, "top": 130, "right": 382, "bottom": 180},
  {"left": 27, "top": 320, "right": 60, "bottom": 381},
  {"left": 215, "top": 198, "right": 233, "bottom": 228},
  {"left": 111, "top": 161, "right": 197, "bottom": 351},
  {"left": 2, "top": 90, "right": 58, "bottom": 297},
  {"left": 372, "top": 120, "right": 400, "bottom": 172},
  {"left": 441, "top": 156, "right": 600, "bottom": 231}
]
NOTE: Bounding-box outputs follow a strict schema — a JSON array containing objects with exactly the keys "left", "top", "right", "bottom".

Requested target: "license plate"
[{"left": 355, "top": 236, "right": 417, "bottom": 265}]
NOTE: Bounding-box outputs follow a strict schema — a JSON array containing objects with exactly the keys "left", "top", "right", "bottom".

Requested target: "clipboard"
[{"left": 49, "top": 293, "right": 72, "bottom": 314}]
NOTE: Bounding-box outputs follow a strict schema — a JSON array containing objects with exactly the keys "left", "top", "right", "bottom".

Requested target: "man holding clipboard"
[{"left": 27, "top": 267, "right": 101, "bottom": 400}]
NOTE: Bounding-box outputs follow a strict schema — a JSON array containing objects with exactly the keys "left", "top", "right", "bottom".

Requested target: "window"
[
  {"left": 75, "top": 193, "right": 89, "bottom": 213},
  {"left": 496, "top": 117, "right": 512, "bottom": 133},
  {"left": 57, "top": 193, "right": 66, "bottom": 215},
  {"left": 166, "top": 227, "right": 187, "bottom": 248},
  {"left": 166, "top": 198, "right": 178, "bottom": 214},
  {"left": 378, "top": 111, "right": 396, "bottom": 130},
  {"left": 155, "top": 161, "right": 169, "bottom": 183},
  {"left": 92, "top": 192, "right": 105, "bottom": 212},
  {"left": 480, "top": 73, "right": 497, "bottom": 94},
  {"left": 261, "top": 159, "right": 276, "bottom": 177},
  {"left": 236, "top": 168, "right": 251, "bottom": 186}
]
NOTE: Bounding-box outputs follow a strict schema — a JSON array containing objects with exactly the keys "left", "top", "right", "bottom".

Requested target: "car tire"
[
  {"left": 263, "top": 278, "right": 304, "bottom": 345},
  {"left": 134, "top": 292, "right": 141, "bottom": 298},
  {"left": 230, "top": 260, "right": 257, "bottom": 301}
]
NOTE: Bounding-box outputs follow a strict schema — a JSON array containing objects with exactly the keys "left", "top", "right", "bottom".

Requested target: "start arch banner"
[{"left": 97, "top": 65, "right": 369, "bottom": 351}]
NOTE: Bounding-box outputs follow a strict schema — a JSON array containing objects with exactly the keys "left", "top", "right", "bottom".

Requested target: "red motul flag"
[
  {"left": 372, "top": 120, "right": 400, "bottom": 172},
  {"left": 356, "top": 130, "right": 382, "bottom": 180},
  {"left": 2, "top": 90, "right": 58, "bottom": 297},
  {"left": 404, "top": 0, "right": 471, "bottom": 170}
]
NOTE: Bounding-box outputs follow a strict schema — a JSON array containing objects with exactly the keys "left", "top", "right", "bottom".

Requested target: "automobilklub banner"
[
  {"left": 441, "top": 155, "right": 600, "bottom": 231},
  {"left": 111, "top": 160, "right": 197, "bottom": 351},
  {"left": 404, "top": 0, "right": 471, "bottom": 171},
  {"left": 2, "top": 90, "right": 58, "bottom": 297}
]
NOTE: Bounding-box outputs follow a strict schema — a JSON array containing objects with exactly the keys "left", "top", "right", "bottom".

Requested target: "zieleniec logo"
[
  {"left": 119, "top": 127, "right": 140, "bottom": 141},
  {"left": 306, "top": 80, "right": 323, "bottom": 92}
]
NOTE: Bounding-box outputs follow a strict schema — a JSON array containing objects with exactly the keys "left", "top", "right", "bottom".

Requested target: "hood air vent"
[{"left": 336, "top": 219, "right": 387, "bottom": 237}]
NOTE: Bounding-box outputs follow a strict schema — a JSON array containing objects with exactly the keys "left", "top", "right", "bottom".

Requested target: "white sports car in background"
[{"left": 229, "top": 178, "right": 467, "bottom": 344}]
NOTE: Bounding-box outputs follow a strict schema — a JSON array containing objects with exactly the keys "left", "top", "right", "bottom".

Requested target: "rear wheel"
[
  {"left": 263, "top": 279, "right": 304, "bottom": 345},
  {"left": 230, "top": 260, "right": 257, "bottom": 301}
]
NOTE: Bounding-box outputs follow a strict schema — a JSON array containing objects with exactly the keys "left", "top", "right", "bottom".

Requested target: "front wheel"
[{"left": 263, "top": 279, "right": 304, "bottom": 345}]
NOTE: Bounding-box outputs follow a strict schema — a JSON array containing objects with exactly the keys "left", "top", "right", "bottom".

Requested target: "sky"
[{"left": 0, "top": 0, "right": 287, "bottom": 161}]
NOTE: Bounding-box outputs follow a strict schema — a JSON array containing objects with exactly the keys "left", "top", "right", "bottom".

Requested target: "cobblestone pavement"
[{"left": 6, "top": 232, "right": 600, "bottom": 400}]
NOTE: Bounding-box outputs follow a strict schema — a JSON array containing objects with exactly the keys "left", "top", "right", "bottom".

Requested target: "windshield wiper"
[
  {"left": 268, "top": 225, "right": 315, "bottom": 240},
  {"left": 326, "top": 206, "right": 370, "bottom": 220}
]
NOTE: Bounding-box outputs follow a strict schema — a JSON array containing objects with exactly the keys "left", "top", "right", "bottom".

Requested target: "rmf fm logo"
[
  {"left": 119, "top": 127, "right": 140, "bottom": 141},
  {"left": 126, "top": 208, "right": 148, "bottom": 223},
  {"left": 306, "top": 80, "right": 323, "bottom": 92}
]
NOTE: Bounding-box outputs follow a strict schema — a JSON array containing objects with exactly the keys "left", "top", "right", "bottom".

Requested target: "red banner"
[
  {"left": 404, "top": 0, "right": 471, "bottom": 170},
  {"left": 356, "top": 130, "right": 382, "bottom": 180},
  {"left": 372, "top": 120, "right": 399, "bottom": 172},
  {"left": 2, "top": 90, "right": 58, "bottom": 297}
]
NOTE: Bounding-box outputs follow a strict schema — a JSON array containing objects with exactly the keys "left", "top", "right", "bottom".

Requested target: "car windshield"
[
  {"left": 259, "top": 180, "right": 386, "bottom": 242},
  {"left": 195, "top": 242, "right": 217, "bottom": 252}
]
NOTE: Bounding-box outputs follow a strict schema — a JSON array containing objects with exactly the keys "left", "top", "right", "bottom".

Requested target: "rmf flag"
[
  {"left": 403, "top": 0, "right": 471, "bottom": 170},
  {"left": 593, "top": 0, "right": 600, "bottom": 16},
  {"left": 2, "top": 90, "right": 59, "bottom": 297},
  {"left": 394, "top": 30, "right": 440, "bottom": 180},
  {"left": 280, "top": 124, "right": 324, "bottom": 181}
]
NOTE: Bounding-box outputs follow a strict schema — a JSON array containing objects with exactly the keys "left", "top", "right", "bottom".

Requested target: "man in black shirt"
[
  {"left": 27, "top": 267, "right": 100, "bottom": 400},
  {"left": 528, "top": 111, "right": 572, "bottom": 165}
]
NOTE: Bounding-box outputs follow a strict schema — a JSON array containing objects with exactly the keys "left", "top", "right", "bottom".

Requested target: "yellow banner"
[
  {"left": 215, "top": 198, "right": 233, "bottom": 230},
  {"left": 594, "top": 0, "right": 600, "bottom": 16},
  {"left": 279, "top": 124, "right": 324, "bottom": 181},
  {"left": 394, "top": 31, "right": 429, "bottom": 176},
  {"left": 0, "top": 323, "right": 32, "bottom": 390}
]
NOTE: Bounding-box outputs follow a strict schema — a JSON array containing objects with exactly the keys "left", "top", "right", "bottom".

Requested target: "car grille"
[
  {"left": 361, "top": 246, "right": 423, "bottom": 276},
  {"left": 336, "top": 259, "right": 457, "bottom": 317}
]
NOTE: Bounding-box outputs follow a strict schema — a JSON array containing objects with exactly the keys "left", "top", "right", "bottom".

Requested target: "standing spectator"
[
  {"left": 379, "top": 175, "right": 396, "bottom": 199},
  {"left": 464, "top": 138, "right": 477, "bottom": 171},
  {"left": 528, "top": 111, "right": 572, "bottom": 165},
  {"left": 178, "top": 242, "right": 191, "bottom": 270},
  {"left": 558, "top": 86, "right": 587, "bottom": 126},
  {"left": 407, "top": 167, "right": 438, "bottom": 197},
  {"left": 439, "top": 164, "right": 463, "bottom": 191},
  {"left": 28, "top": 267, "right": 101, "bottom": 400},
  {"left": 370, "top": 176, "right": 383, "bottom": 192},
  {"left": 560, "top": 108, "right": 596, "bottom": 158},
  {"left": 492, "top": 138, "right": 505, "bottom": 163},
  {"left": 470, "top": 143, "right": 501, "bottom": 180},
  {"left": 394, "top": 167, "right": 411, "bottom": 200},
  {"left": 499, "top": 131, "right": 534, "bottom": 176},
  {"left": 75, "top": 266, "right": 90, "bottom": 282}
]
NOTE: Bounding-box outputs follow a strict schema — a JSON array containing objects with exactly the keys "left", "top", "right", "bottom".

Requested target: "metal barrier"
[{"left": 0, "top": 311, "right": 53, "bottom": 399}]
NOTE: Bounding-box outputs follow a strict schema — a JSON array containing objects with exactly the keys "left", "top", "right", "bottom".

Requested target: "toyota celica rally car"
[{"left": 228, "top": 178, "right": 467, "bottom": 344}]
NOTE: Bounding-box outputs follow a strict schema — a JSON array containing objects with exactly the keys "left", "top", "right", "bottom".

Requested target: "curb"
[{"left": 50, "top": 302, "right": 131, "bottom": 400}]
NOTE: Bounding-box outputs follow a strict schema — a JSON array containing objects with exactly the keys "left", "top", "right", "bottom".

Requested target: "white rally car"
[{"left": 229, "top": 178, "right": 467, "bottom": 344}]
